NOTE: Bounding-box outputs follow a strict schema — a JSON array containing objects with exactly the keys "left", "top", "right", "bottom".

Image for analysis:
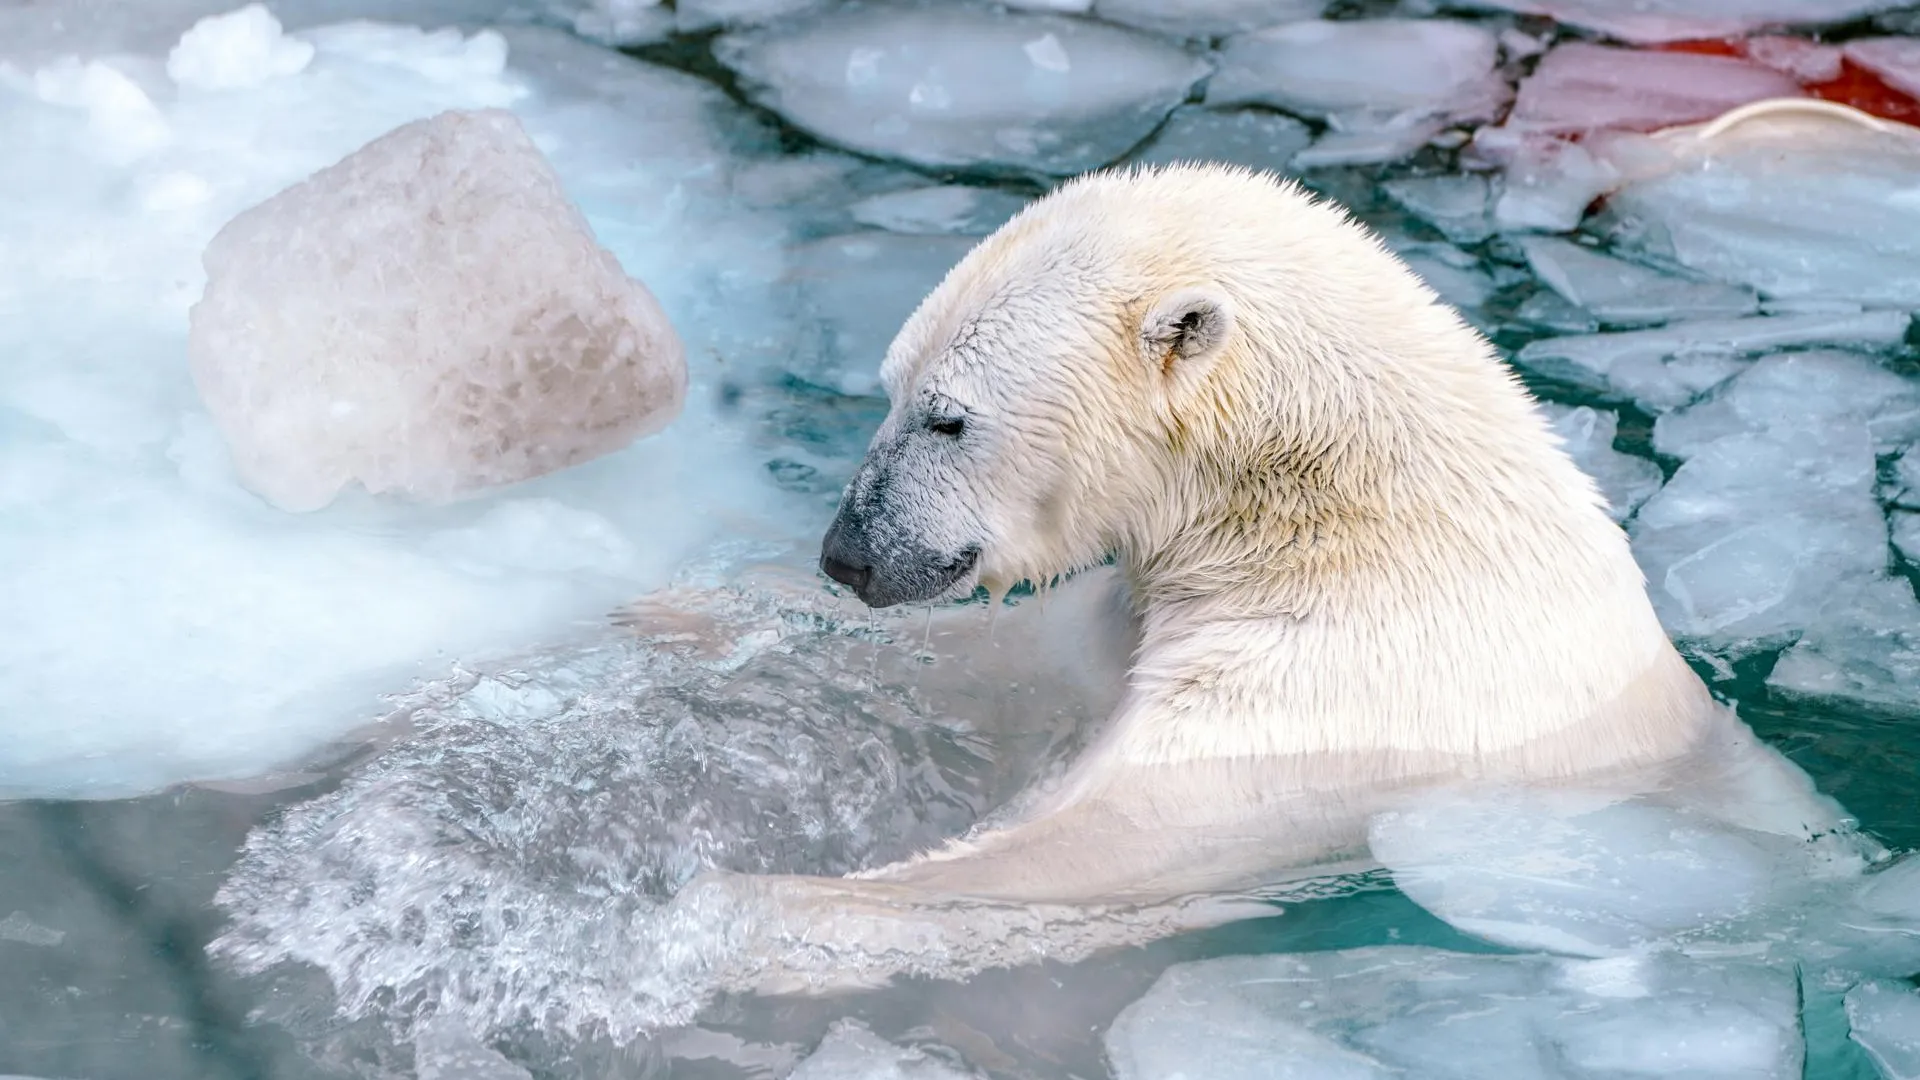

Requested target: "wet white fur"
[{"left": 687, "top": 165, "right": 1853, "bottom": 960}]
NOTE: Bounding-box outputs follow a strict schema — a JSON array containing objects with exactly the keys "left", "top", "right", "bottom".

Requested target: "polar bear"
[{"left": 673, "top": 163, "right": 1859, "bottom": 989}]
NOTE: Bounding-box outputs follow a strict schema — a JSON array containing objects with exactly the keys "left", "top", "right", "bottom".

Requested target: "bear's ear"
[{"left": 1140, "top": 286, "right": 1234, "bottom": 387}]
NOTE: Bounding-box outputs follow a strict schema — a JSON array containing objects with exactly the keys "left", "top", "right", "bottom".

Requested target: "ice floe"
[
  {"left": 1632, "top": 351, "right": 1919, "bottom": 677},
  {"left": 1506, "top": 43, "right": 1803, "bottom": 137},
  {"left": 713, "top": 5, "right": 1209, "bottom": 176},
  {"left": 1208, "top": 19, "right": 1507, "bottom": 167},
  {"left": 1538, "top": 402, "right": 1663, "bottom": 523},
  {"left": 788, "top": 1021, "right": 982, "bottom": 1080},
  {"left": 1847, "top": 980, "right": 1920, "bottom": 1080},
  {"left": 1519, "top": 235, "right": 1758, "bottom": 328},
  {"left": 1382, "top": 173, "right": 1494, "bottom": 245},
  {"left": 1126, "top": 105, "right": 1312, "bottom": 175},
  {"left": 1452, "top": 0, "right": 1909, "bottom": 47},
  {"left": 1108, "top": 947, "right": 1804, "bottom": 1080},
  {"left": 1594, "top": 105, "right": 1920, "bottom": 309},
  {"left": 1094, "top": 0, "right": 1326, "bottom": 40},
  {"left": 1511, "top": 310, "right": 1911, "bottom": 412}
]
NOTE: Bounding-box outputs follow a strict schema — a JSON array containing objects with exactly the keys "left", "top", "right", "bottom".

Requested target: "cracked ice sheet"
[
  {"left": 1626, "top": 349, "right": 1920, "bottom": 712},
  {"left": 1591, "top": 108, "right": 1920, "bottom": 309},
  {"left": 1510, "top": 310, "right": 1912, "bottom": 414},
  {"left": 0, "top": 10, "right": 806, "bottom": 798}
]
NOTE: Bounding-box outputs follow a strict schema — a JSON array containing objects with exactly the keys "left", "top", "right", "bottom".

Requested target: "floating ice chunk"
[
  {"left": 188, "top": 108, "right": 686, "bottom": 512},
  {"left": 714, "top": 7, "right": 1208, "bottom": 175},
  {"left": 1817, "top": 856, "right": 1920, "bottom": 981},
  {"left": 1515, "top": 289, "right": 1599, "bottom": 333},
  {"left": 1095, "top": 0, "right": 1327, "bottom": 39},
  {"left": 1537, "top": 403, "right": 1662, "bottom": 522},
  {"left": 0, "top": 911, "right": 65, "bottom": 948},
  {"left": 1635, "top": 430, "right": 1887, "bottom": 642},
  {"left": 1850, "top": 982, "right": 1920, "bottom": 1080},
  {"left": 415, "top": 1016, "right": 535, "bottom": 1080},
  {"left": 1506, "top": 43, "right": 1801, "bottom": 137},
  {"left": 1449, "top": 0, "right": 1908, "bottom": 46},
  {"left": 1370, "top": 784, "right": 1854, "bottom": 957},
  {"left": 29, "top": 58, "right": 171, "bottom": 163},
  {"left": 1846, "top": 38, "right": 1920, "bottom": 100},
  {"left": 1652, "top": 351, "right": 1920, "bottom": 460},
  {"left": 1107, "top": 947, "right": 1803, "bottom": 1080},
  {"left": 1595, "top": 108, "right": 1920, "bottom": 308},
  {"left": 1208, "top": 20, "right": 1506, "bottom": 153},
  {"left": 559, "top": 0, "right": 678, "bottom": 47},
  {"left": 1382, "top": 174, "right": 1493, "bottom": 244},
  {"left": 674, "top": 0, "right": 825, "bottom": 34},
  {"left": 1745, "top": 36, "right": 1844, "bottom": 82},
  {"left": 1625, "top": 350, "right": 1920, "bottom": 666},
  {"left": 1394, "top": 242, "right": 1495, "bottom": 313},
  {"left": 1511, "top": 311, "right": 1911, "bottom": 412},
  {"left": 165, "top": 4, "right": 313, "bottom": 90},
  {"left": 1127, "top": 105, "right": 1311, "bottom": 175},
  {"left": 1519, "top": 236, "right": 1757, "bottom": 328},
  {"left": 1767, "top": 577, "right": 1920, "bottom": 715},
  {"left": 784, "top": 232, "right": 975, "bottom": 395},
  {"left": 662, "top": 1029, "right": 805, "bottom": 1076},
  {"left": 849, "top": 185, "right": 1030, "bottom": 236},
  {"left": 1293, "top": 118, "right": 1448, "bottom": 169},
  {"left": 301, "top": 22, "right": 516, "bottom": 91},
  {"left": 790, "top": 1021, "right": 981, "bottom": 1080},
  {"left": 1657, "top": 523, "right": 1808, "bottom": 637},
  {"left": 1469, "top": 128, "right": 1617, "bottom": 233}
]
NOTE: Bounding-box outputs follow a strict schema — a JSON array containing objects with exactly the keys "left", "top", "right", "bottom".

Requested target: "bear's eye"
[{"left": 928, "top": 416, "right": 966, "bottom": 438}]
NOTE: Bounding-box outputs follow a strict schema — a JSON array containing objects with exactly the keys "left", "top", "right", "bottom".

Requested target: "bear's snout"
[
  {"left": 819, "top": 518, "right": 874, "bottom": 595},
  {"left": 819, "top": 508, "right": 979, "bottom": 609}
]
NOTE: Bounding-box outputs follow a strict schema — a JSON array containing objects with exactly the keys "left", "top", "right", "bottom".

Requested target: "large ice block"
[{"left": 187, "top": 108, "right": 687, "bottom": 512}]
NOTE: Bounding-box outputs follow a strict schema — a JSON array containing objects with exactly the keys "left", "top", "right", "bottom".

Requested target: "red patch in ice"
[{"left": 1653, "top": 37, "right": 1920, "bottom": 124}]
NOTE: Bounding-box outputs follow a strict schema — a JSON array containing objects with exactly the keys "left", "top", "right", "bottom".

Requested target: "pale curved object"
[{"left": 1676, "top": 95, "right": 1904, "bottom": 142}]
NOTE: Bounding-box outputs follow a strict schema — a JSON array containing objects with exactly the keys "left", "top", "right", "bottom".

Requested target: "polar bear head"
[{"left": 818, "top": 163, "right": 1615, "bottom": 616}]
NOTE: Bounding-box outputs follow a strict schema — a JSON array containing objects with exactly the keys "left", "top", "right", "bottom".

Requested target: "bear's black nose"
[{"left": 820, "top": 552, "right": 872, "bottom": 592}]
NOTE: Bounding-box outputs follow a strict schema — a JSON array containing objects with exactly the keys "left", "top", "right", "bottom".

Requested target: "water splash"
[{"left": 209, "top": 570, "right": 1153, "bottom": 1048}]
